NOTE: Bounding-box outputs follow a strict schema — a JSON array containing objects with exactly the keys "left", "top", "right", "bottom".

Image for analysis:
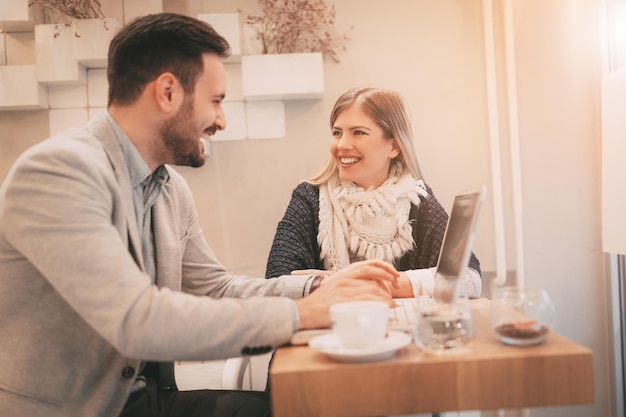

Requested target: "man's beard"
[{"left": 160, "top": 98, "right": 205, "bottom": 168}]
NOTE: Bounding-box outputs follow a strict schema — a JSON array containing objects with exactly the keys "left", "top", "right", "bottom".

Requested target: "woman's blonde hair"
[{"left": 308, "top": 87, "right": 423, "bottom": 185}]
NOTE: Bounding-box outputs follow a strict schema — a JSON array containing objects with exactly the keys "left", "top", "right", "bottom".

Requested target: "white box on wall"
[
  {"left": 0, "top": 0, "right": 30, "bottom": 22},
  {"left": 5, "top": 32, "right": 35, "bottom": 66},
  {"left": 224, "top": 64, "right": 243, "bottom": 102},
  {"left": 123, "top": 0, "right": 162, "bottom": 24},
  {"left": 197, "top": 14, "right": 241, "bottom": 62},
  {"left": 88, "top": 69, "right": 108, "bottom": 107},
  {"left": 72, "top": 18, "right": 121, "bottom": 68},
  {"left": 241, "top": 52, "right": 324, "bottom": 101},
  {"left": 246, "top": 101, "right": 285, "bottom": 139},
  {"left": 35, "top": 24, "right": 86, "bottom": 85},
  {"left": 48, "top": 85, "right": 87, "bottom": 109},
  {"left": 49, "top": 108, "right": 89, "bottom": 135},
  {"left": 0, "top": 65, "right": 48, "bottom": 110},
  {"left": 211, "top": 102, "right": 247, "bottom": 141},
  {"left": 99, "top": 1, "right": 123, "bottom": 27}
]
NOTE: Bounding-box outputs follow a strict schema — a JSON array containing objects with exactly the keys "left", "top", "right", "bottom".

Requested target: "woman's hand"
[
  {"left": 390, "top": 272, "right": 415, "bottom": 298},
  {"left": 294, "top": 259, "right": 400, "bottom": 329},
  {"left": 292, "top": 261, "right": 401, "bottom": 290}
]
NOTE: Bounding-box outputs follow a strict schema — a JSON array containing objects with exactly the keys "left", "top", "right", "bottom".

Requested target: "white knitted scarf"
[{"left": 317, "top": 163, "right": 429, "bottom": 271}]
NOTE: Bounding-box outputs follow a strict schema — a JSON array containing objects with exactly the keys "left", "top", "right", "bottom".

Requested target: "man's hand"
[{"left": 294, "top": 260, "right": 400, "bottom": 330}]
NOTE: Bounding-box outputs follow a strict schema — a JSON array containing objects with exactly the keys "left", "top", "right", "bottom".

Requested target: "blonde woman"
[{"left": 266, "top": 87, "right": 481, "bottom": 299}]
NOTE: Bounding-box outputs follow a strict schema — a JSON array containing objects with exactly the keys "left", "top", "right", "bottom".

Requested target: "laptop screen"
[{"left": 435, "top": 186, "right": 486, "bottom": 281}]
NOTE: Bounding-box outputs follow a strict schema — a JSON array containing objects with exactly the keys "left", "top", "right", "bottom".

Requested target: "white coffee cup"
[{"left": 330, "top": 301, "right": 389, "bottom": 349}]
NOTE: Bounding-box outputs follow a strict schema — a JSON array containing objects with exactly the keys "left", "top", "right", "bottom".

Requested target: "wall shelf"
[
  {"left": 35, "top": 23, "right": 86, "bottom": 85},
  {"left": 0, "top": 65, "right": 48, "bottom": 110},
  {"left": 241, "top": 52, "right": 324, "bottom": 101},
  {"left": 0, "top": 0, "right": 30, "bottom": 24},
  {"left": 0, "top": 7, "right": 325, "bottom": 141},
  {"left": 72, "top": 18, "right": 121, "bottom": 68},
  {"left": 197, "top": 13, "right": 241, "bottom": 63}
]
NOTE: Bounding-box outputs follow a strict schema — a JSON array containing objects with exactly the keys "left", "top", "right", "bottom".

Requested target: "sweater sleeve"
[{"left": 265, "top": 182, "right": 325, "bottom": 278}]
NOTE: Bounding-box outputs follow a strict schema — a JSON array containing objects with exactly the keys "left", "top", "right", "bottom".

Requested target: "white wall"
[
  {"left": 511, "top": 1, "right": 607, "bottom": 416},
  {"left": 0, "top": 0, "right": 611, "bottom": 416}
]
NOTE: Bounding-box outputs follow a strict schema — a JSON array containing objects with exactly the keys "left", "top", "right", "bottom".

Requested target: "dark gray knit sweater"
[{"left": 265, "top": 182, "right": 481, "bottom": 279}]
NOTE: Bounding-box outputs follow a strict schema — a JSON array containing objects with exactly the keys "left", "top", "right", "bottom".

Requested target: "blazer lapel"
[
  {"left": 87, "top": 112, "right": 145, "bottom": 271},
  {"left": 152, "top": 175, "right": 182, "bottom": 291},
  {"left": 88, "top": 113, "right": 178, "bottom": 390}
]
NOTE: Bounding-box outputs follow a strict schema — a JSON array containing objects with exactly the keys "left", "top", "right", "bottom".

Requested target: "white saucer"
[{"left": 309, "top": 330, "right": 412, "bottom": 363}]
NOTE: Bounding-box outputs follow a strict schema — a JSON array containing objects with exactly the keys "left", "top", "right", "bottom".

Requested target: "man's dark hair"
[{"left": 107, "top": 13, "right": 231, "bottom": 106}]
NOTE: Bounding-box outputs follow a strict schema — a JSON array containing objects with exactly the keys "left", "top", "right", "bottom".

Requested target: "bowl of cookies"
[{"left": 490, "top": 286, "right": 556, "bottom": 346}]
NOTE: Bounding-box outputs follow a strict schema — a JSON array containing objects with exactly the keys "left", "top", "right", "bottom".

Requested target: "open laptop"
[
  {"left": 432, "top": 185, "right": 487, "bottom": 300},
  {"left": 290, "top": 185, "right": 487, "bottom": 345}
]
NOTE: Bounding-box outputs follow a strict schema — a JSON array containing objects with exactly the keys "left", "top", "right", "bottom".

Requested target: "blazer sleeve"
[
  {"left": 265, "top": 182, "right": 325, "bottom": 278},
  {"left": 1, "top": 135, "right": 299, "bottom": 362}
]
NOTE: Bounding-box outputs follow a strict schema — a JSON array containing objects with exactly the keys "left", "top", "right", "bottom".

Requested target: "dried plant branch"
[
  {"left": 241, "top": 0, "right": 352, "bottom": 63},
  {"left": 28, "top": 0, "right": 106, "bottom": 38},
  {"left": 29, "top": 0, "right": 104, "bottom": 21}
]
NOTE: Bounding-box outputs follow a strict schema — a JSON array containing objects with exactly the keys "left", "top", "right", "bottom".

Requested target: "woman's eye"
[{"left": 332, "top": 130, "right": 341, "bottom": 136}]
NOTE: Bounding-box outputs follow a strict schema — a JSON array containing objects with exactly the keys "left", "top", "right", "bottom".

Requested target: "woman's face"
[{"left": 330, "top": 105, "right": 400, "bottom": 189}]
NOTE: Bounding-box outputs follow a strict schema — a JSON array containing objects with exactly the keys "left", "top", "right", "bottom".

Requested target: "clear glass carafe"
[{"left": 414, "top": 296, "right": 474, "bottom": 354}]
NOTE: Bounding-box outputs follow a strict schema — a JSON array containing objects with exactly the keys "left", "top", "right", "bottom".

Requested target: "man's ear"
[{"left": 154, "top": 72, "right": 181, "bottom": 113}]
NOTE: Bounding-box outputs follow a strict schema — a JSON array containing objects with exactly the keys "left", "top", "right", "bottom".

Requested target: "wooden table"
[{"left": 269, "top": 298, "right": 593, "bottom": 417}]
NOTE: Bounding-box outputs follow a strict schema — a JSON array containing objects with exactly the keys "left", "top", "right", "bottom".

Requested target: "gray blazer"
[{"left": 0, "top": 111, "right": 307, "bottom": 417}]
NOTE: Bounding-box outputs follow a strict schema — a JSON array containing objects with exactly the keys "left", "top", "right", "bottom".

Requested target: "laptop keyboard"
[
  {"left": 290, "top": 295, "right": 436, "bottom": 345},
  {"left": 389, "top": 295, "right": 435, "bottom": 330}
]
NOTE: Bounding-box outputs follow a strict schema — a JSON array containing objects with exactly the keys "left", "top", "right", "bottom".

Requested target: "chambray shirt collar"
[
  {"left": 103, "top": 111, "right": 154, "bottom": 187},
  {"left": 102, "top": 110, "right": 169, "bottom": 282}
]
